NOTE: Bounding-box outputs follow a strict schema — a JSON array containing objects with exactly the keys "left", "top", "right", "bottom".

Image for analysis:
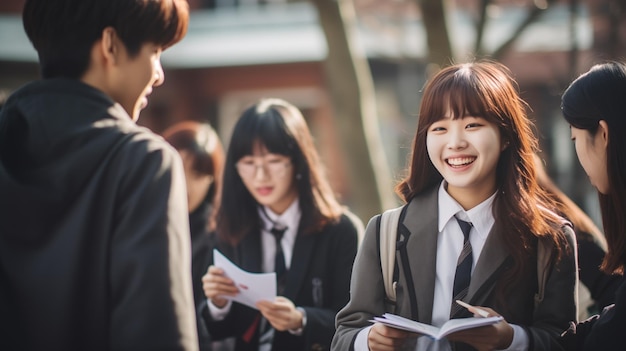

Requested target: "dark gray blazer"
[{"left": 332, "top": 186, "right": 578, "bottom": 351}]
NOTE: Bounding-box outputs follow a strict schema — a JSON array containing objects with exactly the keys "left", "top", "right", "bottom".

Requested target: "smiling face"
[
  {"left": 236, "top": 143, "right": 298, "bottom": 214},
  {"left": 427, "top": 111, "right": 503, "bottom": 209},
  {"left": 571, "top": 123, "right": 610, "bottom": 194},
  {"left": 110, "top": 41, "right": 164, "bottom": 121}
]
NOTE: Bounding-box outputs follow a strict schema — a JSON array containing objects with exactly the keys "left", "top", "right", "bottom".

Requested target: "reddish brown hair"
[{"left": 397, "top": 61, "right": 567, "bottom": 296}]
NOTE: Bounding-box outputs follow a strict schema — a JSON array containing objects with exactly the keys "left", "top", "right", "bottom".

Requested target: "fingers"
[
  {"left": 368, "top": 323, "right": 417, "bottom": 351},
  {"left": 257, "top": 302, "right": 291, "bottom": 318},
  {"left": 201, "top": 266, "right": 239, "bottom": 305},
  {"left": 256, "top": 297, "right": 301, "bottom": 331},
  {"left": 447, "top": 317, "right": 512, "bottom": 351}
]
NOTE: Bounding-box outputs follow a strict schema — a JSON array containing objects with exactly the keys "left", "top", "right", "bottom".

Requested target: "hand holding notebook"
[{"left": 371, "top": 313, "right": 503, "bottom": 340}]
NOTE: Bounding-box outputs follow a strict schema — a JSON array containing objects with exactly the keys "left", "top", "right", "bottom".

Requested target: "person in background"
[
  {"left": 533, "top": 153, "right": 621, "bottom": 318},
  {"left": 332, "top": 61, "right": 577, "bottom": 351},
  {"left": 164, "top": 120, "right": 225, "bottom": 351},
  {"left": 200, "top": 98, "right": 363, "bottom": 351},
  {"left": 0, "top": 1, "right": 197, "bottom": 350},
  {"left": 558, "top": 61, "right": 626, "bottom": 351}
]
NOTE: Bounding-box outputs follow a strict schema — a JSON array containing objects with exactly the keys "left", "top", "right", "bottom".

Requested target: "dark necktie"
[
  {"left": 270, "top": 225, "right": 288, "bottom": 294},
  {"left": 450, "top": 218, "right": 473, "bottom": 318},
  {"left": 256, "top": 225, "right": 289, "bottom": 346}
]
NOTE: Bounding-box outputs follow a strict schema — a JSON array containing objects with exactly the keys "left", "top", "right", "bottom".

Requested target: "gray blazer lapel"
[
  {"left": 466, "top": 222, "right": 510, "bottom": 302},
  {"left": 403, "top": 187, "right": 439, "bottom": 323}
]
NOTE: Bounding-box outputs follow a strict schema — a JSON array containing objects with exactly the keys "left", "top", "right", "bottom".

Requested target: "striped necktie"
[{"left": 450, "top": 218, "right": 473, "bottom": 318}]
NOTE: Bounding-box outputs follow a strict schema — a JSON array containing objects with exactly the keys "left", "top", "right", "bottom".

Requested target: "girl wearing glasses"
[{"left": 200, "top": 98, "right": 363, "bottom": 351}]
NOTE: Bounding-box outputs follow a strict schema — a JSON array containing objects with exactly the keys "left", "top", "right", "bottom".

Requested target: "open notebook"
[{"left": 371, "top": 313, "right": 503, "bottom": 340}]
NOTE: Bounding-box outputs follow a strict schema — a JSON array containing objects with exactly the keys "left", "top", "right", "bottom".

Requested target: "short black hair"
[{"left": 23, "top": 0, "right": 189, "bottom": 79}]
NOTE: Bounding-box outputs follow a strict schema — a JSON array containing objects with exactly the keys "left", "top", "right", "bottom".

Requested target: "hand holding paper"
[
  {"left": 213, "top": 249, "right": 277, "bottom": 310},
  {"left": 202, "top": 265, "right": 239, "bottom": 308}
]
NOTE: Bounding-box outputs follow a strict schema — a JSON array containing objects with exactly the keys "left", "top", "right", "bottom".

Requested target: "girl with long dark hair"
[
  {"left": 201, "top": 98, "right": 362, "bottom": 351},
  {"left": 559, "top": 61, "right": 626, "bottom": 351}
]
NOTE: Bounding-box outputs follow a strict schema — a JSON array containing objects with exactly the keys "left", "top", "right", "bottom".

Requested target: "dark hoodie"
[{"left": 0, "top": 79, "right": 198, "bottom": 351}]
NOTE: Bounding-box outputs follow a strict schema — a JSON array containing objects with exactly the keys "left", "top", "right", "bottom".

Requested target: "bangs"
[
  {"left": 418, "top": 64, "right": 507, "bottom": 132},
  {"left": 144, "top": 0, "right": 189, "bottom": 49},
  {"left": 116, "top": 0, "right": 189, "bottom": 53},
  {"left": 229, "top": 106, "right": 298, "bottom": 161}
]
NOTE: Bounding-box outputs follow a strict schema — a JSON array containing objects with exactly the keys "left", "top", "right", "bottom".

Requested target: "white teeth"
[{"left": 447, "top": 157, "right": 475, "bottom": 166}]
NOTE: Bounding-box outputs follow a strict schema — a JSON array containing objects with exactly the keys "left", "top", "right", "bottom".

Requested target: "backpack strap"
[
  {"left": 535, "top": 220, "right": 576, "bottom": 308},
  {"left": 535, "top": 237, "right": 552, "bottom": 307},
  {"left": 379, "top": 206, "right": 404, "bottom": 303}
]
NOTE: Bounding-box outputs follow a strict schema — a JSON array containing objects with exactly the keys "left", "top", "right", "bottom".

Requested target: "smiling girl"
[
  {"left": 200, "top": 98, "right": 362, "bottom": 351},
  {"left": 332, "top": 61, "right": 578, "bottom": 351}
]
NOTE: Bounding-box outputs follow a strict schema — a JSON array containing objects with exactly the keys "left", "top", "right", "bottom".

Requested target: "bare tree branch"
[
  {"left": 491, "top": 0, "right": 557, "bottom": 60},
  {"left": 474, "top": 0, "right": 490, "bottom": 55}
]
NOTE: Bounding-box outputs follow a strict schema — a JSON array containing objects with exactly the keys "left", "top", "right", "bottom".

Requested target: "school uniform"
[
  {"left": 332, "top": 183, "right": 578, "bottom": 351},
  {"left": 200, "top": 199, "right": 362, "bottom": 351}
]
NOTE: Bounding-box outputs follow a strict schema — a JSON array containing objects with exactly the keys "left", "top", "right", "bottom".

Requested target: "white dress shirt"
[{"left": 259, "top": 199, "right": 301, "bottom": 273}]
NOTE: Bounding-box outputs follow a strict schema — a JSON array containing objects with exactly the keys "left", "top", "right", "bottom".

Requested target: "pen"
[{"left": 456, "top": 300, "right": 490, "bottom": 318}]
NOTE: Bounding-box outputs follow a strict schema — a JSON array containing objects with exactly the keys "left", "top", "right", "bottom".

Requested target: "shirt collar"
[
  {"left": 437, "top": 181, "right": 496, "bottom": 240},
  {"left": 258, "top": 198, "right": 301, "bottom": 232},
  {"left": 438, "top": 182, "right": 464, "bottom": 232}
]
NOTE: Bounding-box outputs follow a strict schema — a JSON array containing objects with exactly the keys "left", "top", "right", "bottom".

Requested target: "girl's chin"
[
  {"left": 251, "top": 193, "right": 273, "bottom": 205},
  {"left": 139, "top": 96, "right": 149, "bottom": 110}
]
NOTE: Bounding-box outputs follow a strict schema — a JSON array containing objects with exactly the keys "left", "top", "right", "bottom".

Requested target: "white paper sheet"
[{"left": 213, "top": 249, "right": 277, "bottom": 310}]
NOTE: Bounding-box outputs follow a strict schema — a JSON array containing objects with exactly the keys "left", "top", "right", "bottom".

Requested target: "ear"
[
  {"left": 99, "top": 27, "right": 119, "bottom": 65},
  {"left": 598, "top": 120, "right": 609, "bottom": 147}
]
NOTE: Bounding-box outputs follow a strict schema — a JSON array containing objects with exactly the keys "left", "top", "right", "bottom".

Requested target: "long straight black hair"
[
  {"left": 216, "top": 98, "right": 343, "bottom": 245},
  {"left": 562, "top": 61, "right": 626, "bottom": 274}
]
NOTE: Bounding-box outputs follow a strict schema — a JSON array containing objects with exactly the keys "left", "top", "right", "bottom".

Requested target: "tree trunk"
[
  {"left": 474, "top": 0, "right": 490, "bottom": 55},
  {"left": 310, "top": 0, "right": 396, "bottom": 222},
  {"left": 419, "top": 0, "right": 454, "bottom": 69}
]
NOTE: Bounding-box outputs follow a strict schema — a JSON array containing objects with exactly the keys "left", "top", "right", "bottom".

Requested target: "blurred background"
[{"left": 0, "top": 0, "right": 624, "bottom": 226}]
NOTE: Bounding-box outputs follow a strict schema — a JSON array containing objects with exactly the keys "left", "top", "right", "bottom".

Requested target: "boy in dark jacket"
[{"left": 0, "top": 1, "right": 198, "bottom": 350}]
